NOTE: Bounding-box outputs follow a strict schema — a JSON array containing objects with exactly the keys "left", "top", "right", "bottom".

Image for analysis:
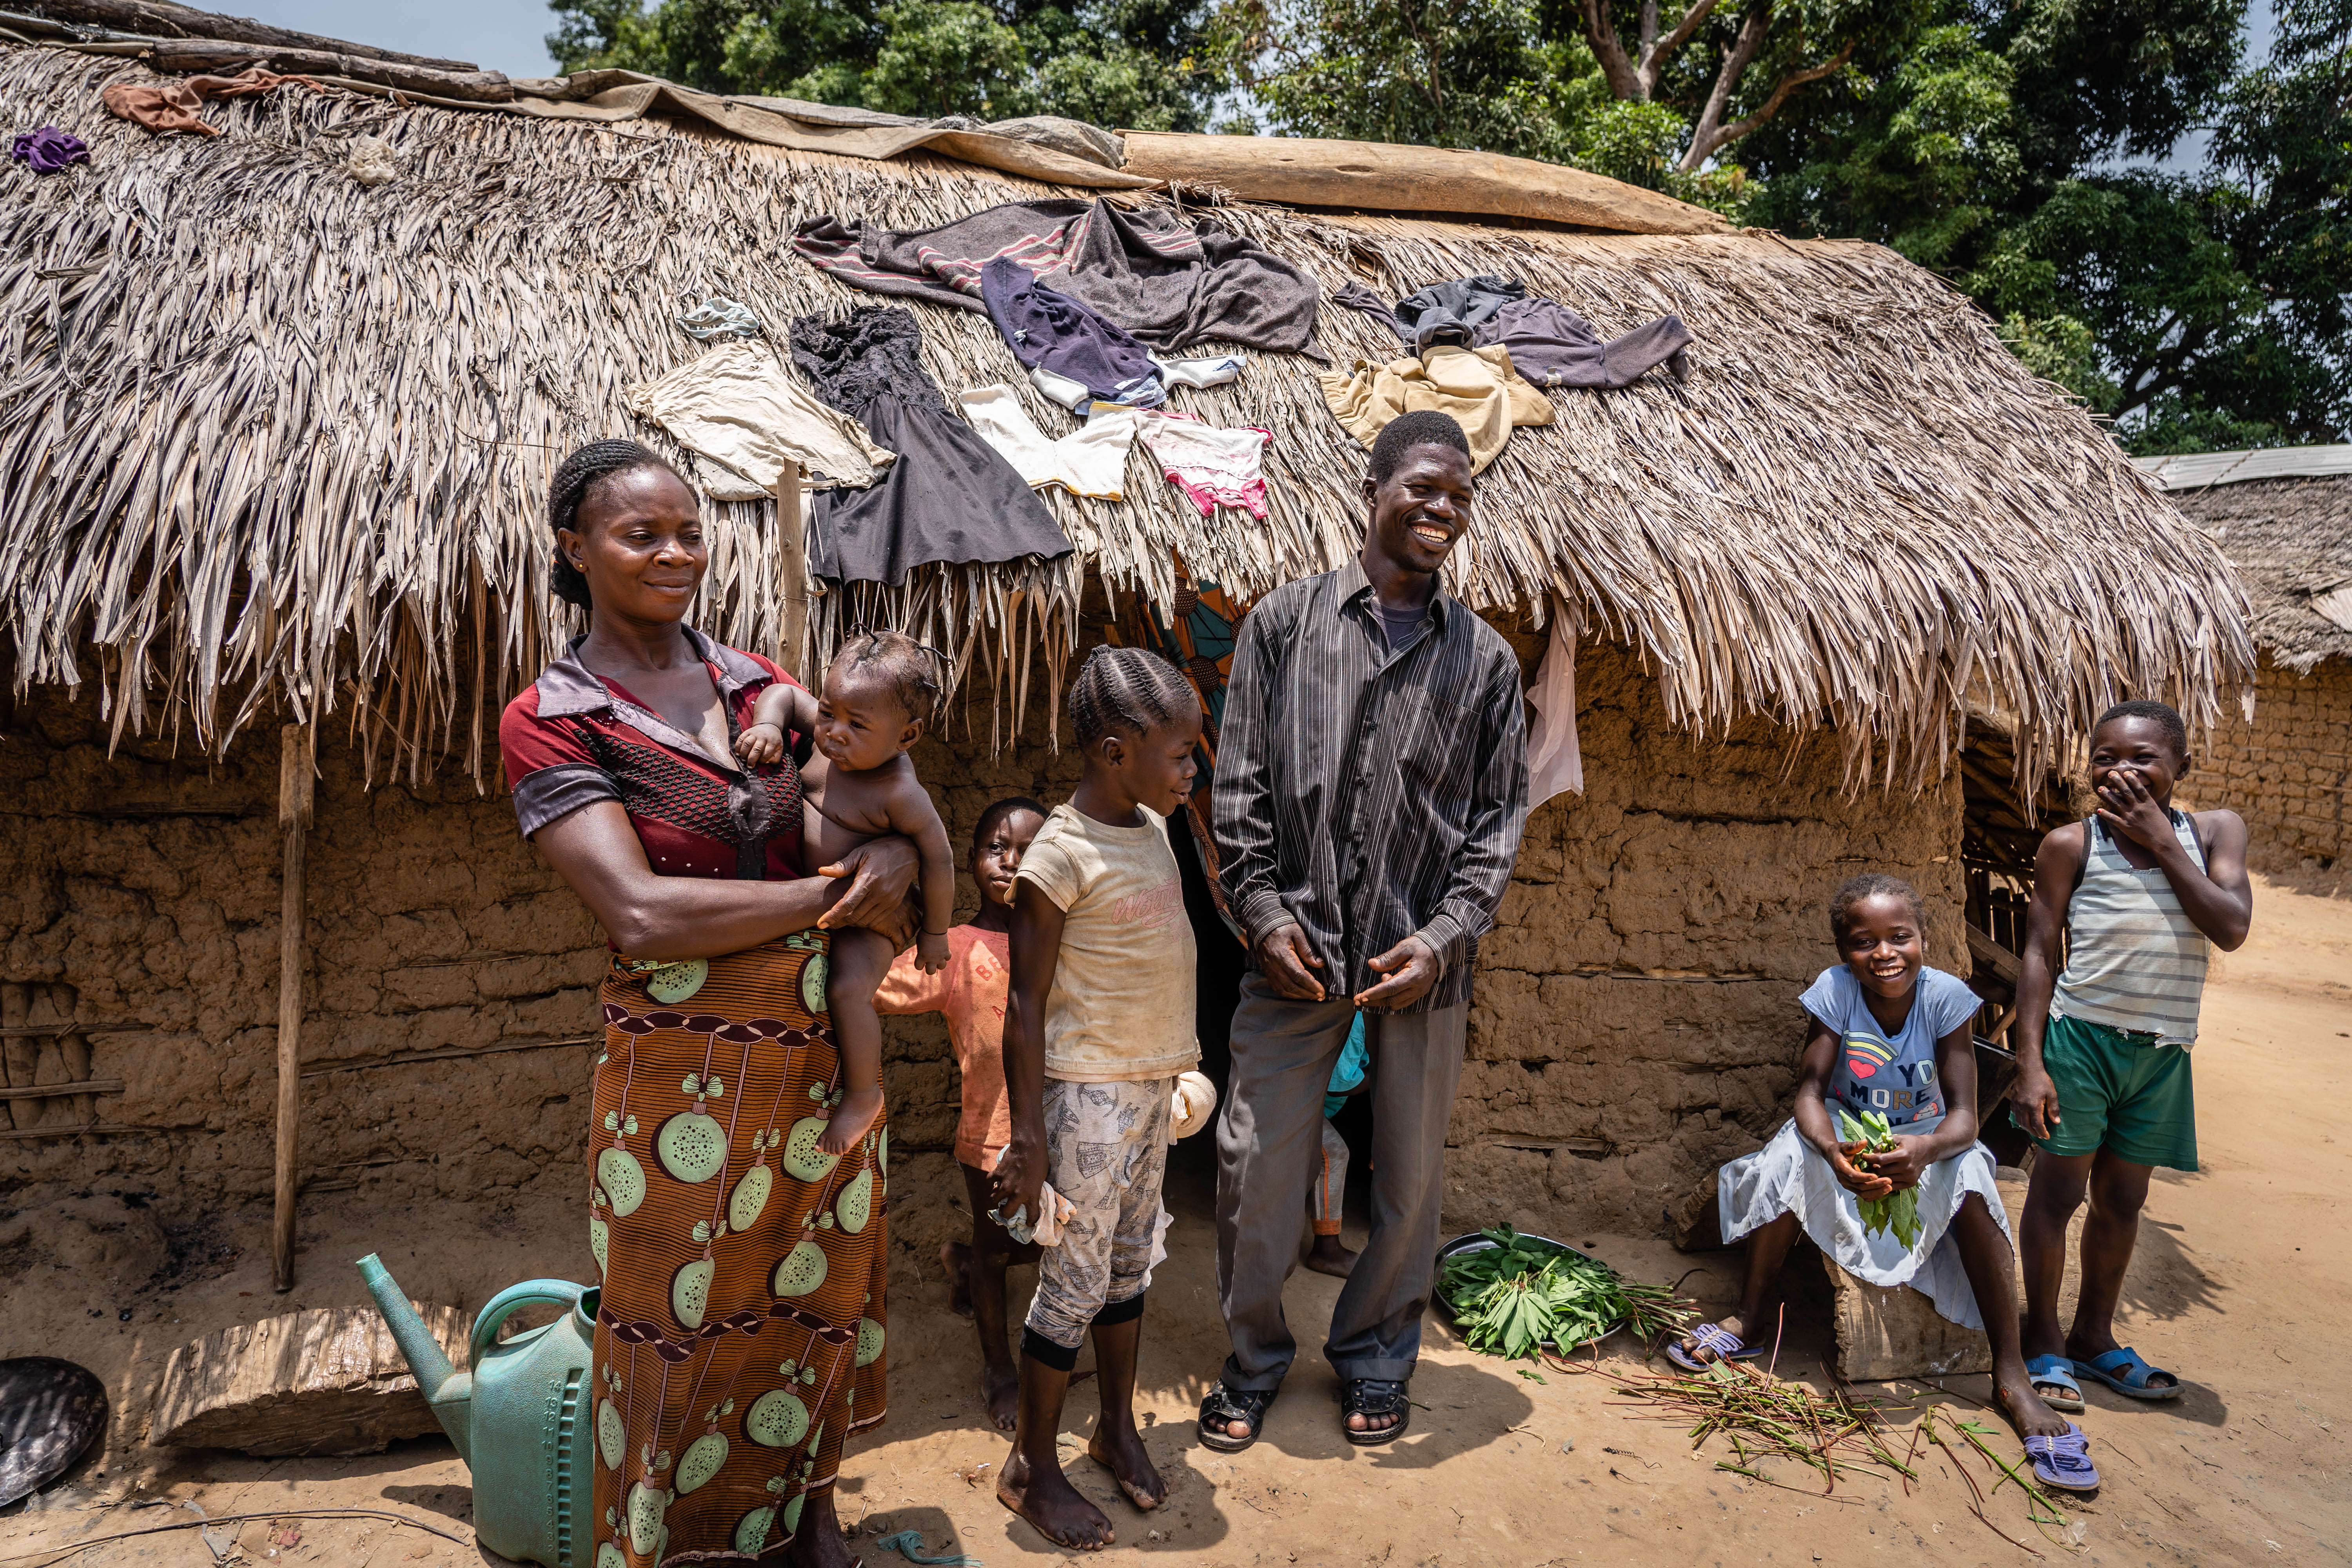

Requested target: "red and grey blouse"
[{"left": 499, "top": 626, "right": 807, "bottom": 880}]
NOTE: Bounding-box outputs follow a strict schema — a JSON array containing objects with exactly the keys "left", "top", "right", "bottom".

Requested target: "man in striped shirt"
[{"left": 1199, "top": 410, "right": 1530, "bottom": 1453}]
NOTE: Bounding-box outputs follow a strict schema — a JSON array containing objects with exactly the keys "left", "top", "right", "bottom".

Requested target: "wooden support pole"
[
  {"left": 273, "top": 723, "right": 315, "bottom": 1294},
  {"left": 775, "top": 465, "right": 808, "bottom": 684}
]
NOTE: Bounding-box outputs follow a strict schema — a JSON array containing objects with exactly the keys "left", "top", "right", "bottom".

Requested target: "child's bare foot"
[
  {"left": 1305, "top": 1234, "right": 1357, "bottom": 1278},
  {"left": 816, "top": 1085, "right": 883, "bottom": 1155},
  {"left": 940, "top": 1241, "right": 974, "bottom": 1318},
  {"left": 1086, "top": 1425, "right": 1166, "bottom": 1510},
  {"left": 1992, "top": 1360, "right": 2075, "bottom": 1440},
  {"left": 997, "top": 1448, "right": 1113, "bottom": 1550},
  {"left": 981, "top": 1361, "right": 1020, "bottom": 1431}
]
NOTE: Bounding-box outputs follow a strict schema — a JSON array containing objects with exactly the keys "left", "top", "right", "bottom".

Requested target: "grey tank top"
[{"left": 2053, "top": 809, "right": 2209, "bottom": 1047}]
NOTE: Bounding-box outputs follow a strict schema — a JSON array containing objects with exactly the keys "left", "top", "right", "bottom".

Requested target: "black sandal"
[
  {"left": 1197, "top": 1383, "right": 1276, "bottom": 1453},
  {"left": 1338, "top": 1378, "right": 1412, "bottom": 1446}
]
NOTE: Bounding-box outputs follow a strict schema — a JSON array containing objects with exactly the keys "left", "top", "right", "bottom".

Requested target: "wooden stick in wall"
[
  {"left": 272, "top": 722, "right": 315, "bottom": 1294},
  {"left": 775, "top": 464, "right": 808, "bottom": 684}
]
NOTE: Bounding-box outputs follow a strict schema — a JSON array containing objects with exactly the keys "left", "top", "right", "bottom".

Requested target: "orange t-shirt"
[{"left": 874, "top": 925, "right": 1011, "bottom": 1168}]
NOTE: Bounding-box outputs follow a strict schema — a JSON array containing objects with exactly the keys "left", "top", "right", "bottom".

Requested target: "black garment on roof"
[
  {"left": 792, "top": 198, "right": 1323, "bottom": 356},
  {"left": 1333, "top": 275, "right": 1691, "bottom": 390},
  {"left": 787, "top": 306, "right": 1072, "bottom": 588}
]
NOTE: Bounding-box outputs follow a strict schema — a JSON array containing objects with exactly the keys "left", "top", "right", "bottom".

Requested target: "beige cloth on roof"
[
  {"left": 622, "top": 340, "right": 895, "bottom": 500},
  {"left": 1319, "top": 343, "right": 1554, "bottom": 474}
]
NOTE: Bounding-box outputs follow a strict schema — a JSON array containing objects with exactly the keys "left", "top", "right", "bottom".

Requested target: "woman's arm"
[
  {"left": 1791, "top": 1017, "right": 1893, "bottom": 1200},
  {"left": 532, "top": 800, "right": 920, "bottom": 959},
  {"left": 991, "top": 880, "right": 1065, "bottom": 1228}
]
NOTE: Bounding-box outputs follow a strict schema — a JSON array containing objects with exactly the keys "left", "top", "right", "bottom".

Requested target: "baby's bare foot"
[{"left": 817, "top": 1087, "right": 883, "bottom": 1155}]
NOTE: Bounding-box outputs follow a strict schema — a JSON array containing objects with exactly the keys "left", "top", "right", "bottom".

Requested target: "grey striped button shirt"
[{"left": 1212, "top": 557, "right": 1530, "bottom": 1013}]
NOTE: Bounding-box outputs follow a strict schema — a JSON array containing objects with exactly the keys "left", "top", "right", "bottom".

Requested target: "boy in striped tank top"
[{"left": 2013, "top": 701, "right": 2252, "bottom": 1409}]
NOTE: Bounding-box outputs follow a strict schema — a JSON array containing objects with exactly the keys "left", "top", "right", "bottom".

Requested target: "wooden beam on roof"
[
  {"left": 27, "top": 0, "right": 481, "bottom": 71},
  {"left": 1118, "top": 132, "right": 1733, "bottom": 235}
]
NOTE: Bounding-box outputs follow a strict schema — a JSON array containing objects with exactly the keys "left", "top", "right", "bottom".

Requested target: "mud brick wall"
[
  {"left": 0, "top": 630, "right": 1961, "bottom": 1243},
  {"left": 2177, "top": 652, "right": 2350, "bottom": 895}
]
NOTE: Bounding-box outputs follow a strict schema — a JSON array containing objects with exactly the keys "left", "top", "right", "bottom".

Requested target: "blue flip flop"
[
  {"left": 1666, "top": 1321, "right": 1767, "bottom": 1373},
  {"left": 2072, "top": 1346, "right": 2183, "bottom": 1401},
  {"left": 2023, "top": 1422, "right": 2100, "bottom": 1492},
  {"left": 2025, "top": 1354, "right": 2085, "bottom": 1414}
]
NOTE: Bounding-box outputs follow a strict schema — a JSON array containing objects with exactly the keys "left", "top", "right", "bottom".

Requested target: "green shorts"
[{"left": 2018, "top": 1012, "right": 2198, "bottom": 1171}]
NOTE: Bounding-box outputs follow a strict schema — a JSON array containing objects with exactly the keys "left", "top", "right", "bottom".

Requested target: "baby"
[{"left": 736, "top": 630, "right": 956, "bottom": 1154}]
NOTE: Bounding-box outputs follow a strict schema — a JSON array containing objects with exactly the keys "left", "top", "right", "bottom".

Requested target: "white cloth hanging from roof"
[
  {"left": 623, "top": 340, "right": 894, "bottom": 501},
  {"left": 1525, "top": 606, "right": 1584, "bottom": 804}
]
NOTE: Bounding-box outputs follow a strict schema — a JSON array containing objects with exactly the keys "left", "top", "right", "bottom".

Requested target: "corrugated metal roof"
[{"left": 2133, "top": 445, "right": 2352, "bottom": 490}]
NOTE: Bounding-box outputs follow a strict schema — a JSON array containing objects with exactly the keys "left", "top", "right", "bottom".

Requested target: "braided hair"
[
  {"left": 1069, "top": 646, "right": 1198, "bottom": 748},
  {"left": 829, "top": 630, "right": 947, "bottom": 724},
  {"left": 1828, "top": 873, "right": 1925, "bottom": 944},
  {"left": 545, "top": 439, "right": 683, "bottom": 610}
]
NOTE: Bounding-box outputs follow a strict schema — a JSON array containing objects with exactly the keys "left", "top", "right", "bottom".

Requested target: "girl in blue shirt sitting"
[{"left": 1673, "top": 874, "right": 2094, "bottom": 1492}]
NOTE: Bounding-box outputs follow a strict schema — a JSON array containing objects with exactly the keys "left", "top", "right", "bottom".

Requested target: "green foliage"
[
  {"left": 1834, "top": 1109, "right": 1922, "bottom": 1250},
  {"left": 1437, "top": 1225, "right": 1691, "bottom": 1359},
  {"left": 547, "top": 0, "right": 1217, "bottom": 128}
]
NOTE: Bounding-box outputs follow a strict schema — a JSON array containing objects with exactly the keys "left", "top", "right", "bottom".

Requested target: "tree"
[{"left": 546, "top": 0, "right": 1220, "bottom": 129}]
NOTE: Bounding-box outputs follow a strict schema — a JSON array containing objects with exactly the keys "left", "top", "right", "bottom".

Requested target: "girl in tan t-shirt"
[{"left": 994, "top": 647, "right": 1203, "bottom": 1552}]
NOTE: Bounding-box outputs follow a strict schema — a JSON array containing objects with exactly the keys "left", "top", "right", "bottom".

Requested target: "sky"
[{"left": 236, "top": 0, "right": 561, "bottom": 77}]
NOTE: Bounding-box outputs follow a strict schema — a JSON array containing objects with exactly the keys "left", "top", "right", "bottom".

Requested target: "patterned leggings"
[{"left": 1023, "top": 1076, "right": 1173, "bottom": 1359}]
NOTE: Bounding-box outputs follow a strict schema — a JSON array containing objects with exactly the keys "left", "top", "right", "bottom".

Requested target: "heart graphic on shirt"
[{"left": 1846, "top": 1055, "right": 1878, "bottom": 1079}]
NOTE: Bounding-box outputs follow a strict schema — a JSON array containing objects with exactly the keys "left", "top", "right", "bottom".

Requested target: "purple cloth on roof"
[
  {"left": 981, "top": 258, "right": 1163, "bottom": 408},
  {"left": 793, "top": 197, "right": 1322, "bottom": 356},
  {"left": 1474, "top": 298, "right": 1690, "bottom": 390},
  {"left": 10, "top": 127, "right": 87, "bottom": 174}
]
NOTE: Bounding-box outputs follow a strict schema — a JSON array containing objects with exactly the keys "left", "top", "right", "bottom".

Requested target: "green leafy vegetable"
[
  {"left": 1836, "top": 1108, "right": 1923, "bottom": 1250},
  {"left": 1437, "top": 1226, "right": 1691, "bottom": 1361}
]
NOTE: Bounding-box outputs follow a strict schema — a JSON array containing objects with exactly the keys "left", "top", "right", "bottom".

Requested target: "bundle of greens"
[
  {"left": 1836, "top": 1108, "right": 1923, "bottom": 1249},
  {"left": 1437, "top": 1226, "right": 1691, "bottom": 1360}
]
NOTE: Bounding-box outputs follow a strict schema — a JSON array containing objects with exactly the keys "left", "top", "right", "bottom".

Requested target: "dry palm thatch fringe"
[
  {"left": 2156, "top": 475, "right": 2352, "bottom": 673},
  {"left": 0, "top": 46, "right": 2251, "bottom": 793}
]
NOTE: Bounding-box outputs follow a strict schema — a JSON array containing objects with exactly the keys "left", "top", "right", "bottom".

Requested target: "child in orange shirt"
[{"left": 875, "top": 795, "right": 1049, "bottom": 1430}]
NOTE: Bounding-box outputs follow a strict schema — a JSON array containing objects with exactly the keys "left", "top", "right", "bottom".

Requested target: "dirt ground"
[{"left": 4, "top": 875, "right": 2345, "bottom": 1568}]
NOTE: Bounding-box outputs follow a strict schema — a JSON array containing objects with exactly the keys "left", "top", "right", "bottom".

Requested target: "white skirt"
[{"left": 1715, "top": 1117, "right": 2011, "bottom": 1330}]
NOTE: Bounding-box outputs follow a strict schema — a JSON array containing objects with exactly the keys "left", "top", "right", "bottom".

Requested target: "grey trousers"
[{"left": 1215, "top": 976, "right": 1466, "bottom": 1388}]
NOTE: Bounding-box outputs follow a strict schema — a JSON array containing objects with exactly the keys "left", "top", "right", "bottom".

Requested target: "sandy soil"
[{"left": 4, "top": 875, "right": 2346, "bottom": 1568}]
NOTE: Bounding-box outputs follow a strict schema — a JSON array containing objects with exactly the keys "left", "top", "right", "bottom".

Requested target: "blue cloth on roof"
[{"left": 981, "top": 257, "right": 1163, "bottom": 409}]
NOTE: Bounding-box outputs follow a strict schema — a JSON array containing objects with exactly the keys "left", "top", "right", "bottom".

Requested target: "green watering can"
[{"left": 357, "top": 1254, "right": 598, "bottom": 1568}]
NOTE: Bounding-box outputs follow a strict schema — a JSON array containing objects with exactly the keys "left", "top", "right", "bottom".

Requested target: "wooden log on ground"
[
  {"left": 1118, "top": 132, "right": 1731, "bottom": 235},
  {"left": 149, "top": 1303, "right": 469, "bottom": 1456},
  {"left": 27, "top": 0, "right": 481, "bottom": 70},
  {"left": 1822, "top": 1256, "right": 1991, "bottom": 1381},
  {"left": 272, "top": 723, "right": 312, "bottom": 1294}
]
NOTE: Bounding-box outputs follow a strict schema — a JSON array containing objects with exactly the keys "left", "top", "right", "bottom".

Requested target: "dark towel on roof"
[
  {"left": 982, "top": 258, "right": 1163, "bottom": 407},
  {"left": 793, "top": 198, "right": 1323, "bottom": 356},
  {"left": 1334, "top": 275, "right": 1689, "bottom": 389},
  {"left": 788, "top": 307, "right": 1072, "bottom": 588}
]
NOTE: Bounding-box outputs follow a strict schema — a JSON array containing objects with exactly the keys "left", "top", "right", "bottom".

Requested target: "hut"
[
  {"left": 0, "top": 7, "right": 2250, "bottom": 1252},
  {"left": 2138, "top": 447, "right": 2352, "bottom": 896}
]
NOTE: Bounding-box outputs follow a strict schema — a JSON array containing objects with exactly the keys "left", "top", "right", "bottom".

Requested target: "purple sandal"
[
  {"left": 2022, "top": 1421, "right": 2100, "bottom": 1493},
  {"left": 1666, "top": 1322, "right": 1766, "bottom": 1373}
]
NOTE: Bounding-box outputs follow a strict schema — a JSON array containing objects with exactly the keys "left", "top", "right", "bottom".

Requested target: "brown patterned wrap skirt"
[{"left": 588, "top": 930, "right": 887, "bottom": 1566}]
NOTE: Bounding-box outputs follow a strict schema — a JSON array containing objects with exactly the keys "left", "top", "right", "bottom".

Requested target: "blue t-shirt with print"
[{"left": 1800, "top": 964, "right": 1979, "bottom": 1129}]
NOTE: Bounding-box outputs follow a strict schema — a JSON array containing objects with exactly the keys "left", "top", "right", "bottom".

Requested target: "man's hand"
[
  {"left": 1256, "top": 924, "right": 1327, "bottom": 1000},
  {"left": 817, "top": 837, "right": 921, "bottom": 947},
  {"left": 2095, "top": 766, "right": 2176, "bottom": 851},
  {"left": 1828, "top": 1141, "right": 1895, "bottom": 1200},
  {"left": 989, "top": 1132, "right": 1046, "bottom": 1233},
  {"left": 1354, "top": 935, "right": 1438, "bottom": 1011},
  {"left": 2010, "top": 1065, "right": 2061, "bottom": 1141}
]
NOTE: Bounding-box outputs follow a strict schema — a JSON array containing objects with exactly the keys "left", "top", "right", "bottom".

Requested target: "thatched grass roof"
[
  {"left": 0, "top": 43, "right": 2250, "bottom": 789},
  {"left": 2140, "top": 452, "right": 2352, "bottom": 673}
]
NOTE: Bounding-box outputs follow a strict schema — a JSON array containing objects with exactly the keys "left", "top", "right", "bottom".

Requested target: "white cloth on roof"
[
  {"left": 959, "top": 383, "right": 1138, "bottom": 499},
  {"left": 1524, "top": 607, "right": 1584, "bottom": 804},
  {"left": 623, "top": 340, "right": 894, "bottom": 501},
  {"left": 1029, "top": 355, "right": 1245, "bottom": 417}
]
